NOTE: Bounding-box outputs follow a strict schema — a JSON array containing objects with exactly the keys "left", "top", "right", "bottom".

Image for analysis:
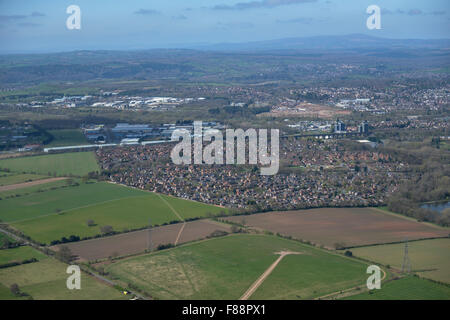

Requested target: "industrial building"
[{"left": 334, "top": 119, "right": 346, "bottom": 133}]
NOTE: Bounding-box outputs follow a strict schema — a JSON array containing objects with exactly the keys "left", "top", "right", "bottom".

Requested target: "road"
[
  {"left": 240, "top": 251, "right": 302, "bottom": 300},
  {"left": 0, "top": 226, "right": 30, "bottom": 244}
]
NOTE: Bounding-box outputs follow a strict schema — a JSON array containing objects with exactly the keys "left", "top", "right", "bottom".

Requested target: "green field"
[
  {"left": 0, "top": 182, "right": 146, "bottom": 222},
  {"left": 0, "top": 251, "right": 125, "bottom": 300},
  {"left": 0, "top": 178, "right": 70, "bottom": 199},
  {"left": 158, "top": 194, "right": 226, "bottom": 220},
  {"left": 0, "top": 246, "right": 47, "bottom": 265},
  {"left": 345, "top": 276, "right": 450, "bottom": 300},
  {"left": 0, "top": 283, "right": 26, "bottom": 300},
  {"left": 106, "top": 234, "right": 369, "bottom": 300},
  {"left": 1, "top": 181, "right": 224, "bottom": 244},
  {"left": 351, "top": 239, "right": 450, "bottom": 284},
  {"left": 14, "top": 195, "right": 180, "bottom": 243},
  {"left": 0, "top": 173, "right": 48, "bottom": 186},
  {"left": 0, "top": 152, "right": 99, "bottom": 176},
  {"left": 47, "top": 129, "right": 88, "bottom": 147}
]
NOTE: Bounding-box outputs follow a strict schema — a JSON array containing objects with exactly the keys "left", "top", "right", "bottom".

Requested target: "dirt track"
[
  {"left": 0, "top": 177, "right": 67, "bottom": 192},
  {"left": 240, "top": 251, "right": 302, "bottom": 300},
  {"left": 57, "top": 219, "right": 231, "bottom": 261}
]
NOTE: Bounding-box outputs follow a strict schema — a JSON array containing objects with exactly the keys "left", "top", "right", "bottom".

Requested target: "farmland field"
[
  {"left": 0, "top": 173, "right": 48, "bottom": 186},
  {"left": 14, "top": 195, "right": 180, "bottom": 243},
  {"left": 0, "top": 152, "right": 99, "bottom": 176},
  {"left": 224, "top": 208, "right": 449, "bottom": 248},
  {"left": 46, "top": 129, "right": 87, "bottom": 147},
  {"left": 58, "top": 219, "right": 232, "bottom": 261},
  {"left": 105, "top": 234, "right": 369, "bottom": 300},
  {"left": 351, "top": 239, "right": 450, "bottom": 284},
  {"left": 2, "top": 181, "right": 225, "bottom": 244},
  {"left": 0, "top": 178, "right": 71, "bottom": 199},
  {"left": 0, "top": 283, "right": 25, "bottom": 300},
  {"left": 0, "top": 246, "right": 47, "bottom": 265},
  {"left": 158, "top": 194, "right": 226, "bottom": 220},
  {"left": 0, "top": 182, "right": 148, "bottom": 222},
  {"left": 344, "top": 276, "right": 450, "bottom": 300},
  {"left": 0, "top": 252, "right": 125, "bottom": 300}
]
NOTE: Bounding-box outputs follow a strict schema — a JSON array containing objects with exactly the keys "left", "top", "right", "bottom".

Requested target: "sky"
[{"left": 0, "top": 0, "right": 449, "bottom": 53}]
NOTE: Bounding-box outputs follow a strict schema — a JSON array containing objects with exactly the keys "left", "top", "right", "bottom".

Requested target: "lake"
[{"left": 421, "top": 201, "right": 450, "bottom": 213}]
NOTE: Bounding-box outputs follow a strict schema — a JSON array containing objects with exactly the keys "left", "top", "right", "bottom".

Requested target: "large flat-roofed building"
[{"left": 112, "top": 123, "right": 154, "bottom": 139}]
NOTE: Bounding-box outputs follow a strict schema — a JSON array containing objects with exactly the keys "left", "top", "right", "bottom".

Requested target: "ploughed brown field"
[
  {"left": 55, "top": 219, "right": 231, "bottom": 261},
  {"left": 224, "top": 207, "right": 448, "bottom": 249}
]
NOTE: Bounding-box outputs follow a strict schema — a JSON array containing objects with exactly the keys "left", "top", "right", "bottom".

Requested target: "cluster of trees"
[
  {"left": 387, "top": 162, "right": 450, "bottom": 226},
  {"left": 1, "top": 237, "right": 19, "bottom": 249},
  {"left": 49, "top": 225, "right": 115, "bottom": 245},
  {"left": 50, "top": 235, "right": 81, "bottom": 245},
  {"left": 157, "top": 243, "right": 174, "bottom": 251}
]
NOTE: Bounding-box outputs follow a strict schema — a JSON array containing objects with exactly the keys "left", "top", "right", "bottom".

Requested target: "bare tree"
[
  {"left": 10, "top": 283, "right": 20, "bottom": 296},
  {"left": 100, "top": 225, "right": 114, "bottom": 235},
  {"left": 57, "top": 245, "right": 74, "bottom": 263}
]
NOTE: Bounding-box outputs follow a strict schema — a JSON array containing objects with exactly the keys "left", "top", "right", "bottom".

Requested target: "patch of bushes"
[
  {"left": 207, "top": 230, "right": 229, "bottom": 238},
  {"left": 0, "top": 257, "right": 38, "bottom": 269},
  {"left": 157, "top": 243, "right": 174, "bottom": 251}
]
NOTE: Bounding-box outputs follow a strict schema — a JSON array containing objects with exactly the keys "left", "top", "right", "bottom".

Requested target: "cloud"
[
  {"left": 31, "top": 11, "right": 46, "bottom": 17},
  {"left": 212, "top": 0, "right": 316, "bottom": 11},
  {"left": 215, "top": 22, "right": 254, "bottom": 30},
  {"left": 276, "top": 17, "right": 314, "bottom": 24},
  {"left": 0, "top": 11, "right": 46, "bottom": 24},
  {"left": 17, "top": 22, "right": 43, "bottom": 27},
  {"left": 172, "top": 14, "right": 188, "bottom": 20},
  {"left": 381, "top": 8, "right": 443, "bottom": 16},
  {"left": 0, "top": 15, "right": 27, "bottom": 22},
  {"left": 134, "top": 9, "right": 160, "bottom": 15},
  {"left": 407, "top": 9, "right": 423, "bottom": 16}
]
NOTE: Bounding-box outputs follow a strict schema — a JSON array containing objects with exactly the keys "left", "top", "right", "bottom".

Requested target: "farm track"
[
  {"left": 0, "top": 226, "right": 30, "bottom": 244},
  {"left": 240, "top": 251, "right": 302, "bottom": 300},
  {"left": 175, "top": 222, "right": 186, "bottom": 246},
  {"left": 0, "top": 177, "right": 67, "bottom": 192},
  {"left": 156, "top": 193, "right": 184, "bottom": 221},
  {"left": 157, "top": 192, "right": 187, "bottom": 245}
]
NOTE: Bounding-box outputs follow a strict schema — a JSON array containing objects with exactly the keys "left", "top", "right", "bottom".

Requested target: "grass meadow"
[
  {"left": 106, "top": 234, "right": 370, "bottom": 300},
  {"left": 46, "top": 129, "right": 88, "bottom": 147},
  {"left": 0, "top": 249, "right": 124, "bottom": 300},
  {"left": 345, "top": 276, "right": 450, "bottom": 300},
  {"left": 0, "top": 246, "right": 47, "bottom": 265},
  {"left": 0, "top": 152, "right": 99, "bottom": 176},
  {"left": 1, "top": 181, "right": 225, "bottom": 244},
  {"left": 351, "top": 239, "right": 450, "bottom": 284}
]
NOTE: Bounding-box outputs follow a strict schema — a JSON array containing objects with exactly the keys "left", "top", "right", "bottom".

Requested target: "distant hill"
[
  {"left": 0, "top": 34, "right": 448, "bottom": 87},
  {"left": 191, "top": 34, "right": 450, "bottom": 52}
]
